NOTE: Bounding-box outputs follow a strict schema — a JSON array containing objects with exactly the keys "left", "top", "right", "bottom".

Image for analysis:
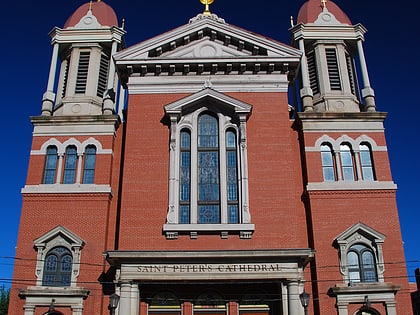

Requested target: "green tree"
[{"left": 0, "top": 286, "right": 9, "bottom": 315}]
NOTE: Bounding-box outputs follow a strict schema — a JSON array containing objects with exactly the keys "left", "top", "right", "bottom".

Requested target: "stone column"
[
  {"left": 23, "top": 305, "right": 35, "bottom": 315},
  {"left": 76, "top": 153, "right": 83, "bottom": 184},
  {"left": 56, "top": 153, "right": 64, "bottom": 184},
  {"left": 336, "top": 302, "right": 348, "bottom": 315},
  {"left": 356, "top": 40, "right": 376, "bottom": 111},
  {"left": 385, "top": 301, "right": 397, "bottom": 315},
  {"left": 103, "top": 40, "right": 119, "bottom": 115},
  {"left": 42, "top": 43, "right": 59, "bottom": 116},
  {"left": 287, "top": 281, "right": 302, "bottom": 315},
  {"left": 130, "top": 283, "right": 140, "bottom": 315},
  {"left": 119, "top": 282, "right": 133, "bottom": 315},
  {"left": 298, "top": 39, "right": 314, "bottom": 112},
  {"left": 71, "top": 305, "right": 84, "bottom": 315}
]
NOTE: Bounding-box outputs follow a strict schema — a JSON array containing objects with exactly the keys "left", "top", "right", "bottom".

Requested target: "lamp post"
[
  {"left": 108, "top": 293, "right": 120, "bottom": 315},
  {"left": 299, "top": 291, "right": 310, "bottom": 315}
]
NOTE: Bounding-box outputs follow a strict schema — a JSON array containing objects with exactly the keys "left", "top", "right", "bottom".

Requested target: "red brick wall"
[{"left": 118, "top": 92, "right": 309, "bottom": 250}]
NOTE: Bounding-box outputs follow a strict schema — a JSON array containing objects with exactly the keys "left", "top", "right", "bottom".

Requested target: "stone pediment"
[{"left": 114, "top": 15, "right": 301, "bottom": 78}]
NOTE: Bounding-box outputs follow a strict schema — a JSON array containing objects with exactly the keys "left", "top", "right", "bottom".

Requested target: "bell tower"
[
  {"left": 41, "top": 1, "right": 125, "bottom": 116},
  {"left": 291, "top": 0, "right": 376, "bottom": 112}
]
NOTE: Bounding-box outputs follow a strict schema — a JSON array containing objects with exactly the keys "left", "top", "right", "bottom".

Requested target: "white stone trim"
[
  {"left": 31, "top": 137, "right": 112, "bottom": 155},
  {"left": 306, "top": 134, "right": 387, "bottom": 152},
  {"left": 126, "top": 74, "right": 289, "bottom": 94},
  {"left": 163, "top": 89, "right": 253, "bottom": 238},
  {"left": 307, "top": 181, "right": 396, "bottom": 191},
  {"left": 334, "top": 222, "right": 386, "bottom": 284},
  {"left": 21, "top": 184, "right": 112, "bottom": 194},
  {"left": 33, "top": 226, "right": 85, "bottom": 287}
]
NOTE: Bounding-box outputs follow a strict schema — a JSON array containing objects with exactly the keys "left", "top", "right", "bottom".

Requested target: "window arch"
[
  {"left": 347, "top": 244, "right": 377, "bottom": 283},
  {"left": 197, "top": 113, "right": 221, "bottom": 224},
  {"left": 83, "top": 145, "right": 97, "bottom": 184},
  {"left": 340, "top": 144, "right": 355, "bottom": 181},
  {"left": 320, "top": 143, "right": 335, "bottom": 181},
  {"left": 42, "top": 246, "right": 73, "bottom": 286},
  {"left": 43, "top": 146, "right": 58, "bottom": 184},
  {"left": 359, "top": 143, "right": 375, "bottom": 181},
  {"left": 164, "top": 89, "right": 254, "bottom": 239},
  {"left": 63, "top": 146, "right": 77, "bottom": 184}
]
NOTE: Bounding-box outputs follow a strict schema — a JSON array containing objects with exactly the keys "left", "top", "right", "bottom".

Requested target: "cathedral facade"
[{"left": 10, "top": 1, "right": 412, "bottom": 314}]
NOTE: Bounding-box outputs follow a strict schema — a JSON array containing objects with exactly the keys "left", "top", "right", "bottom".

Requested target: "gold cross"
[
  {"left": 200, "top": 0, "right": 214, "bottom": 16},
  {"left": 321, "top": 0, "right": 327, "bottom": 8}
]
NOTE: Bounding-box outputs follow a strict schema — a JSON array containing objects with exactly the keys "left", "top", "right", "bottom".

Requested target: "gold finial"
[
  {"left": 89, "top": 0, "right": 93, "bottom": 10},
  {"left": 321, "top": 0, "right": 327, "bottom": 8},
  {"left": 200, "top": 0, "right": 214, "bottom": 16}
]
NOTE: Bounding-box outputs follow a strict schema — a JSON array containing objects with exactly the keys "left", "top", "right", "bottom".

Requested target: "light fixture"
[
  {"left": 109, "top": 293, "right": 120, "bottom": 315},
  {"left": 300, "top": 291, "right": 310, "bottom": 315}
]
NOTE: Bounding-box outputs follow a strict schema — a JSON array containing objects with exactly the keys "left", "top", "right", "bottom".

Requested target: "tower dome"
[
  {"left": 64, "top": 1, "right": 119, "bottom": 28},
  {"left": 297, "top": 0, "right": 351, "bottom": 25}
]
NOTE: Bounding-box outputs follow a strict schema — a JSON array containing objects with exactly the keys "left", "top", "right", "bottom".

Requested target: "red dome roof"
[
  {"left": 297, "top": 0, "right": 351, "bottom": 25},
  {"left": 64, "top": 1, "right": 118, "bottom": 28}
]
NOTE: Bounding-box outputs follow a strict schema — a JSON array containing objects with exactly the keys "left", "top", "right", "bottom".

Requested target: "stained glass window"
[
  {"left": 226, "top": 130, "right": 239, "bottom": 223},
  {"left": 347, "top": 244, "right": 377, "bottom": 283},
  {"left": 321, "top": 144, "right": 335, "bottom": 181},
  {"left": 43, "top": 146, "right": 58, "bottom": 184},
  {"left": 43, "top": 247, "right": 72, "bottom": 286},
  {"left": 198, "top": 114, "right": 220, "bottom": 224},
  {"left": 359, "top": 144, "right": 374, "bottom": 181},
  {"left": 83, "top": 145, "right": 96, "bottom": 184},
  {"left": 179, "top": 130, "right": 191, "bottom": 224},
  {"left": 340, "top": 144, "right": 355, "bottom": 181},
  {"left": 63, "top": 146, "right": 77, "bottom": 184}
]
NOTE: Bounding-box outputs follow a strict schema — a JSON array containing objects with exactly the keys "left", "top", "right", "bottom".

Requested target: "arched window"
[
  {"left": 198, "top": 113, "right": 220, "bottom": 224},
  {"left": 320, "top": 144, "right": 335, "bottom": 181},
  {"left": 347, "top": 244, "right": 377, "bottom": 283},
  {"left": 226, "top": 130, "right": 239, "bottom": 223},
  {"left": 179, "top": 130, "right": 191, "bottom": 224},
  {"left": 43, "top": 146, "right": 58, "bottom": 184},
  {"left": 340, "top": 144, "right": 355, "bottom": 181},
  {"left": 83, "top": 145, "right": 96, "bottom": 184},
  {"left": 63, "top": 146, "right": 77, "bottom": 184},
  {"left": 42, "top": 246, "right": 73, "bottom": 287},
  {"left": 359, "top": 144, "right": 375, "bottom": 181}
]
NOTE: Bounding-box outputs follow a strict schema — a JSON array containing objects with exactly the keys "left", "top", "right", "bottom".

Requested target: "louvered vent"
[
  {"left": 61, "top": 58, "right": 70, "bottom": 98},
  {"left": 307, "top": 52, "right": 319, "bottom": 95},
  {"left": 97, "top": 54, "right": 109, "bottom": 97},
  {"left": 326, "top": 48, "right": 341, "bottom": 91},
  {"left": 346, "top": 54, "right": 357, "bottom": 96},
  {"left": 75, "top": 51, "right": 90, "bottom": 94}
]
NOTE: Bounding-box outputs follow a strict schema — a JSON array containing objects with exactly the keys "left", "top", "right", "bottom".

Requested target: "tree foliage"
[{"left": 0, "top": 286, "right": 9, "bottom": 315}]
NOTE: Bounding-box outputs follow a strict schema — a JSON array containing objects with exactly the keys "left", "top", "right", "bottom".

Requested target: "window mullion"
[
  {"left": 190, "top": 126, "right": 198, "bottom": 224},
  {"left": 219, "top": 121, "right": 228, "bottom": 224}
]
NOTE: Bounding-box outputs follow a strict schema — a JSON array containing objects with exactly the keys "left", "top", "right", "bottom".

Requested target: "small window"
[
  {"left": 43, "top": 146, "right": 58, "bottom": 184},
  {"left": 320, "top": 144, "right": 335, "bottom": 181},
  {"left": 226, "top": 130, "right": 239, "bottom": 223},
  {"left": 359, "top": 144, "right": 375, "bottom": 181},
  {"left": 83, "top": 145, "right": 96, "bottom": 184},
  {"left": 347, "top": 244, "right": 377, "bottom": 283},
  {"left": 63, "top": 146, "right": 77, "bottom": 184},
  {"left": 340, "top": 144, "right": 355, "bottom": 181},
  {"left": 42, "top": 247, "right": 73, "bottom": 287}
]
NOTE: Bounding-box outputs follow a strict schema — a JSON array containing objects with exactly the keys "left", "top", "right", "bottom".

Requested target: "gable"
[{"left": 115, "top": 15, "right": 301, "bottom": 79}]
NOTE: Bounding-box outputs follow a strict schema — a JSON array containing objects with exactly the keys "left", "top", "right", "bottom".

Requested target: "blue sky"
[{"left": 0, "top": 0, "right": 418, "bottom": 289}]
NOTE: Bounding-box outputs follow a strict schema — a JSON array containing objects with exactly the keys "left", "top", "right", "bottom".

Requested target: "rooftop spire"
[{"left": 200, "top": 0, "right": 214, "bottom": 16}]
